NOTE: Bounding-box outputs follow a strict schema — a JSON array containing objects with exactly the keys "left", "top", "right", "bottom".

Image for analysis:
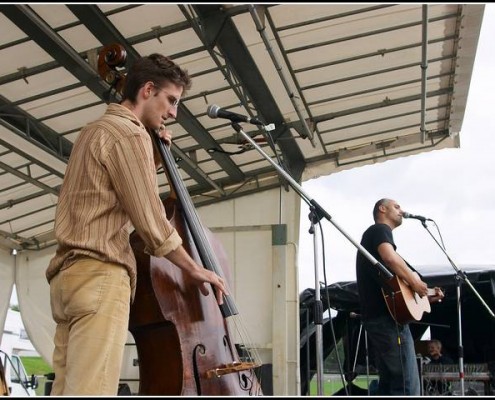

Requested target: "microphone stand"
[
  {"left": 308, "top": 206, "right": 325, "bottom": 395},
  {"left": 230, "top": 122, "right": 393, "bottom": 395},
  {"left": 418, "top": 219, "right": 495, "bottom": 396},
  {"left": 349, "top": 313, "right": 370, "bottom": 395}
]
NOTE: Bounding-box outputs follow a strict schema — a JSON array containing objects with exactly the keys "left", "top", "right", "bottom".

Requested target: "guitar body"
[{"left": 382, "top": 275, "right": 431, "bottom": 324}]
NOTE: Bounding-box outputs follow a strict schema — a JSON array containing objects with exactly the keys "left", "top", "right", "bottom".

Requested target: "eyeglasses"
[{"left": 152, "top": 83, "right": 180, "bottom": 108}]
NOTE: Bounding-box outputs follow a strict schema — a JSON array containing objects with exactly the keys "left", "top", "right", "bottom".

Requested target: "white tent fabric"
[
  {"left": 15, "top": 247, "right": 55, "bottom": 364},
  {"left": 0, "top": 249, "right": 15, "bottom": 346}
]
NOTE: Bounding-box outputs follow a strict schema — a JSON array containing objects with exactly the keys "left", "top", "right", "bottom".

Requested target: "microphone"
[
  {"left": 349, "top": 312, "right": 361, "bottom": 319},
  {"left": 206, "top": 104, "right": 263, "bottom": 126},
  {"left": 402, "top": 212, "right": 432, "bottom": 222}
]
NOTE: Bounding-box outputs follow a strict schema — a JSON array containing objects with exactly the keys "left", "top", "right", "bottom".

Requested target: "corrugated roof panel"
[{"left": 0, "top": 4, "right": 484, "bottom": 250}]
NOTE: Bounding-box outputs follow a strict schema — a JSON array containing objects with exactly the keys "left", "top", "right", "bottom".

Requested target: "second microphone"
[{"left": 207, "top": 104, "right": 263, "bottom": 126}]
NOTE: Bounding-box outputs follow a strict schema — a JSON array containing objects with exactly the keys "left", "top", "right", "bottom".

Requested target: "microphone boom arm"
[
  {"left": 420, "top": 222, "right": 495, "bottom": 318},
  {"left": 230, "top": 122, "right": 393, "bottom": 281}
]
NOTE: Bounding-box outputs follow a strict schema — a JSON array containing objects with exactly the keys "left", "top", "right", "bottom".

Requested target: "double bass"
[{"left": 98, "top": 44, "right": 263, "bottom": 396}]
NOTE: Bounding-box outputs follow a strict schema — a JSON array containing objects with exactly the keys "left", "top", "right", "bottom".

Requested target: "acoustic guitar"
[{"left": 382, "top": 275, "right": 440, "bottom": 324}]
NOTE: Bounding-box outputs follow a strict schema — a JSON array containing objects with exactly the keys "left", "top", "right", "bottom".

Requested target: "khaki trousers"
[{"left": 49, "top": 258, "right": 130, "bottom": 395}]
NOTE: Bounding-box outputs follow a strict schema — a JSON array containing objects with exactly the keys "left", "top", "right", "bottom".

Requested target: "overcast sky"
[{"left": 298, "top": 4, "right": 495, "bottom": 292}]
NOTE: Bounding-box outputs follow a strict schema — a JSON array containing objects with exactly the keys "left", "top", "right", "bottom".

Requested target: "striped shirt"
[{"left": 46, "top": 103, "right": 182, "bottom": 301}]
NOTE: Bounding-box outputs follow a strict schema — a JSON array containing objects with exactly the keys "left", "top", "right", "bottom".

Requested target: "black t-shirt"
[
  {"left": 356, "top": 223, "right": 395, "bottom": 320},
  {"left": 429, "top": 354, "right": 454, "bottom": 364}
]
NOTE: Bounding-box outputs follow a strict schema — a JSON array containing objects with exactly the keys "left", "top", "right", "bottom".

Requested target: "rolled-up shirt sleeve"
[{"left": 104, "top": 131, "right": 182, "bottom": 257}]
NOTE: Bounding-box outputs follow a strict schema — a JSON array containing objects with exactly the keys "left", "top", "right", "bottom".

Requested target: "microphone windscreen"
[{"left": 206, "top": 104, "right": 220, "bottom": 118}]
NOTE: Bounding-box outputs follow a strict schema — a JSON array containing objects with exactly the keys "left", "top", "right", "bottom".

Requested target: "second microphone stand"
[
  {"left": 230, "top": 122, "right": 393, "bottom": 395},
  {"left": 419, "top": 219, "right": 495, "bottom": 396}
]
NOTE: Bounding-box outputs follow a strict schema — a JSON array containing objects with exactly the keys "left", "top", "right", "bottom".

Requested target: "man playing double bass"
[{"left": 46, "top": 53, "right": 228, "bottom": 395}]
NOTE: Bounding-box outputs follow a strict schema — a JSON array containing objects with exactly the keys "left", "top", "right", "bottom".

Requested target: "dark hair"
[
  {"left": 373, "top": 198, "right": 390, "bottom": 221},
  {"left": 122, "top": 53, "right": 192, "bottom": 103}
]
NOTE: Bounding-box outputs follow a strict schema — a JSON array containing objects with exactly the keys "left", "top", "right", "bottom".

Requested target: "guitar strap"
[
  {"left": 398, "top": 253, "right": 424, "bottom": 280},
  {"left": 379, "top": 254, "right": 425, "bottom": 296}
]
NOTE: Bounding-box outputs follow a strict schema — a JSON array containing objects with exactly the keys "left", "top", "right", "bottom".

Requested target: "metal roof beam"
[
  {"left": 0, "top": 159, "right": 59, "bottom": 196},
  {"left": 319, "top": 103, "right": 449, "bottom": 137},
  {"left": 0, "top": 96, "right": 73, "bottom": 161},
  {"left": 193, "top": 4, "right": 306, "bottom": 182},
  {"left": 0, "top": 190, "right": 55, "bottom": 211},
  {"left": 314, "top": 88, "right": 452, "bottom": 124},
  {"left": 0, "top": 5, "right": 112, "bottom": 99},
  {"left": 68, "top": 4, "right": 245, "bottom": 186},
  {"left": 67, "top": 5, "right": 140, "bottom": 62}
]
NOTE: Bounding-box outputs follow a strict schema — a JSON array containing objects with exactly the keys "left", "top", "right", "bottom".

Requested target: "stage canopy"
[
  {"left": 0, "top": 5, "right": 486, "bottom": 395},
  {"left": 0, "top": 3, "right": 484, "bottom": 254}
]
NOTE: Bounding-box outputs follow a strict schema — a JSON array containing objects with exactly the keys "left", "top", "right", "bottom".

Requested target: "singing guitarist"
[{"left": 355, "top": 198, "right": 444, "bottom": 396}]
